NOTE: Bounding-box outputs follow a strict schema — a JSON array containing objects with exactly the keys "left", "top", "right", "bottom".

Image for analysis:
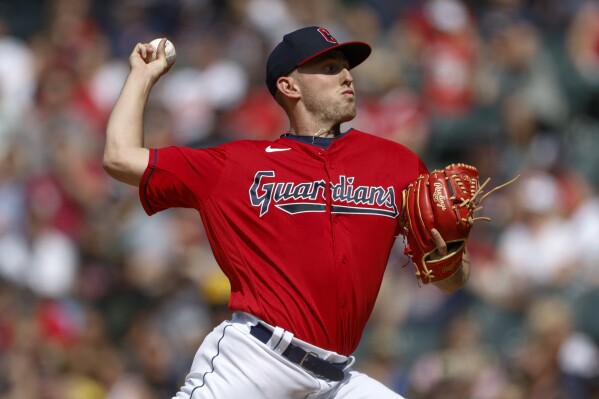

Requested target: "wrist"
[{"left": 126, "top": 69, "right": 158, "bottom": 93}]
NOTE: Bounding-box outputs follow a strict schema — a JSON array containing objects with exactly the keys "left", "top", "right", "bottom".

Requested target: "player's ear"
[{"left": 276, "top": 76, "right": 301, "bottom": 100}]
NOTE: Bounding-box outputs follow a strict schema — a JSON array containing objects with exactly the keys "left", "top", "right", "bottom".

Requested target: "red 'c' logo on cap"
[{"left": 318, "top": 28, "right": 337, "bottom": 44}]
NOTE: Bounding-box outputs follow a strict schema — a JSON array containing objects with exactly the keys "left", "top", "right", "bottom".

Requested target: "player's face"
[{"left": 295, "top": 52, "right": 356, "bottom": 125}]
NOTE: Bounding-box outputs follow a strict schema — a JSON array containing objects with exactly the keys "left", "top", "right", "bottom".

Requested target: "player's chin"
[{"left": 339, "top": 107, "right": 356, "bottom": 123}]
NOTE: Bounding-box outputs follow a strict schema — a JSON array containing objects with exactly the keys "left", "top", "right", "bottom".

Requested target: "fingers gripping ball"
[
  {"left": 150, "top": 38, "right": 176, "bottom": 66},
  {"left": 401, "top": 164, "right": 516, "bottom": 284}
]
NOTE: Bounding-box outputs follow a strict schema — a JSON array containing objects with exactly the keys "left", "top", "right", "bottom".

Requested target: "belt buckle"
[{"left": 299, "top": 351, "right": 319, "bottom": 368}]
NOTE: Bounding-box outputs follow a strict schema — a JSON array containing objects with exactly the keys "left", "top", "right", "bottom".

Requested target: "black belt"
[{"left": 249, "top": 323, "right": 346, "bottom": 381}]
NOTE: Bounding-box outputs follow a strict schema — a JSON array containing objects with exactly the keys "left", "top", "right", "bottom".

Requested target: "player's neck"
[{"left": 287, "top": 125, "right": 341, "bottom": 138}]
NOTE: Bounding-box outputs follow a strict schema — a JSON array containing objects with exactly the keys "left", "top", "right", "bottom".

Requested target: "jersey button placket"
[{"left": 323, "top": 151, "right": 346, "bottom": 314}]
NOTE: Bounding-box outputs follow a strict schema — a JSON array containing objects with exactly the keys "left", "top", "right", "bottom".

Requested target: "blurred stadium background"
[{"left": 1, "top": 0, "right": 599, "bottom": 398}]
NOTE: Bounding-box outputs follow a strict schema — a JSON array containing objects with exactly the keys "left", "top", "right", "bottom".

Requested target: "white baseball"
[{"left": 150, "top": 38, "right": 176, "bottom": 66}]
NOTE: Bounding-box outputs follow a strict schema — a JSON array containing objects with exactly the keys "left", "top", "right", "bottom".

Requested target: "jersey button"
[
  {"left": 329, "top": 163, "right": 335, "bottom": 169},
  {"left": 340, "top": 300, "right": 346, "bottom": 308},
  {"left": 318, "top": 151, "right": 324, "bottom": 156},
  {"left": 342, "top": 256, "right": 348, "bottom": 264}
]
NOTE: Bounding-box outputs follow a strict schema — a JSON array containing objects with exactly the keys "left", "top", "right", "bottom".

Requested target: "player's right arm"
[{"left": 103, "top": 39, "right": 172, "bottom": 186}]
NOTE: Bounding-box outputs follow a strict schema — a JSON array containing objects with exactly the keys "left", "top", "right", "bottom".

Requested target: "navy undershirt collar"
[{"left": 281, "top": 131, "right": 348, "bottom": 149}]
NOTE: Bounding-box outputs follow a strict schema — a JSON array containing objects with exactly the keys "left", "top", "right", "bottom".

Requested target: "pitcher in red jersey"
[{"left": 103, "top": 26, "right": 470, "bottom": 399}]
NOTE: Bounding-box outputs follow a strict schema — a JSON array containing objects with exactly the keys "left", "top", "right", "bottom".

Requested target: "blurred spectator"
[
  {"left": 156, "top": 33, "right": 250, "bottom": 145},
  {"left": 473, "top": 171, "right": 576, "bottom": 308},
  {"left": 0, "top": 20, "right": 35, "bottom": 142},
  {"left": 558, "top": 169, "right": 599, "bottom": 280},
  {"left": 419, "top": 0, "right": 481, "bottom": 118},
  {"left": 567, "top": 0, "right": 599, "bottom": 86},
  {"left": 408, "top": 311, "right": 508, "bottom": 399},
  {"left": 221, "top": 87, "right": 288, "bottom": 141},
  {"left": 485, "top": 9, "right": 568, "bottom": 136},
  {"left": 354, "top": 86, "right": 431, "bottom": 154},
  {"left": 0, "top": 186, "right": 79, "bottom": 298},
  {"left": 243, "top": 0, "right": 298, "bottom": 44},
  {"left": 510, "top": 296, "right": 599, "bottom": 399}
]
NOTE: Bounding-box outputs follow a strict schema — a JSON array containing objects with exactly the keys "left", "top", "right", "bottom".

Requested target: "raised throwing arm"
[{"left": 103, "top": 39, "right": 172, "bottom": 186}]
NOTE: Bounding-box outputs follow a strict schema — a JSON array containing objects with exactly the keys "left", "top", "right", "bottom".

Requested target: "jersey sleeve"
[{"left": 139, "top": 146, "right": 227, "bottom": 215}]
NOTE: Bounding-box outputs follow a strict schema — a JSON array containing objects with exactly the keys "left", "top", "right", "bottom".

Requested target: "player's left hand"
[{"left": 429, "top": 228, "right": 448, "bottom": 259}]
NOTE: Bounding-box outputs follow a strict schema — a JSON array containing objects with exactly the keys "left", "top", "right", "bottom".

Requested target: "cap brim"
[{"left": 297, "top": 41, "right": 372, "bottom": 70}]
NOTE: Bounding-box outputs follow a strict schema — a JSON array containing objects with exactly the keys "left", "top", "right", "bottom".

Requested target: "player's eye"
[{"left": 323, "top": 63, "right": 342, "bottom": 74}]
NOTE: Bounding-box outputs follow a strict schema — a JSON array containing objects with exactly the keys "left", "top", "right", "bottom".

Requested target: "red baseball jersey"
[{"left": 139, "top": 129, "right": 427, "bottom": 355}]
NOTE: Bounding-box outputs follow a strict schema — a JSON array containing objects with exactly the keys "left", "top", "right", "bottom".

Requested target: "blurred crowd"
[{"left": 1, "top": 0, "right": 599, "bottom": 398}]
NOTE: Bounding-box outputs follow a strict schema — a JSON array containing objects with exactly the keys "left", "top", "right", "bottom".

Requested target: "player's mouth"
[{"left": 341, "top": 89, "right": 354, "bottom": 97}]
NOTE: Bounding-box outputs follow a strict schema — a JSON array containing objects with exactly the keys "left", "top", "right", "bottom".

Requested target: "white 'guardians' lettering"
[{"left": 249, "top": 171, "right": 398, "bottom": 218}]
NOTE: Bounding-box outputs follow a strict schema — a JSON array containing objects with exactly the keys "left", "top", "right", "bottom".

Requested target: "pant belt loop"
[{"left": 266, "top": 326, "right": 293, "bottom": 355}]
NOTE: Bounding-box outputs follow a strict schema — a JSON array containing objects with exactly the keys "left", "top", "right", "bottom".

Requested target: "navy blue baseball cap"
[{"left": 266, "top": 26, "right": 372, "bottom": 97}]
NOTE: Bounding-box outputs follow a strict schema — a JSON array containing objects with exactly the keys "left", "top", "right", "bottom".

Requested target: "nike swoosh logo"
[{"left": 265, "top": 146, "right": 291, "bottom": 153}]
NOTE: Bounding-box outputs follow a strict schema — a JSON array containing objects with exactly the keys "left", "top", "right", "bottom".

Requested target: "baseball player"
[{"left": 103, "top": 26, "right": 470, "bottom": 399}]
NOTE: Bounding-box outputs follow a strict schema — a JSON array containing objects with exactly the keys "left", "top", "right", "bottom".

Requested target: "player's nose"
[{"left": 340, "top": 67, "right": 353, "bottom": 87}]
